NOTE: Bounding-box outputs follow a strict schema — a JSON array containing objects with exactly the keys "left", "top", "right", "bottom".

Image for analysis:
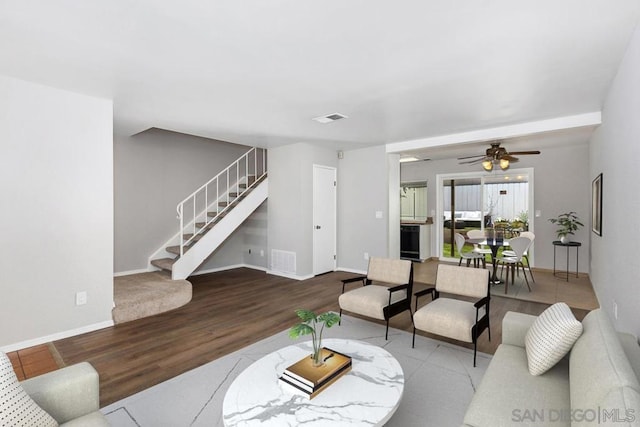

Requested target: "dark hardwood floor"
[{"left": 53, "top": 267, "right": 589, "bottom": 407}]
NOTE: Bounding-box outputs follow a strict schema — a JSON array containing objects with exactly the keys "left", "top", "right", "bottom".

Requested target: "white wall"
[
  {"left": 338, "top": 145, "right": 392, "bottom": 272},
  {"left": 0, "top": 75, "right": 113, "bottom": 350},
  {"left": 114, "top": 128, "right": 252, "bottom": 273},
  {"left": 401, "top": 143, "right": 590, "bottom": 271},
  {"left": 589, "top": 25, "right": 640, "bottom": 336},
  {"left": 267, "top": 143, "right": 337, "bottom": 278}
]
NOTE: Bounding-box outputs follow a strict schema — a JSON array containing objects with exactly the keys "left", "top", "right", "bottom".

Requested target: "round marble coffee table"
[{"left": 222, "top": 338, "right": 404, "bottom": 426}]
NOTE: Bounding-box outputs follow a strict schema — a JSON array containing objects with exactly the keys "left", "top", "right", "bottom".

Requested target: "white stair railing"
[{"left": 176, "top": 147, "right": 267, "bottom": 257}]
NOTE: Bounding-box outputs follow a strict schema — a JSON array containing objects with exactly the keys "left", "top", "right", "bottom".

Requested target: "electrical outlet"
[
  {"left": 364, "top": 252, "right": 369, "bottom": 260},
  {"left": 76, "top": 291, "right": 87, "bottom": 306},
  {"left": 613, "top": 300, "right": 618, "bottom": 319},
  {"left": 260, "top": 249, "right": 264, "bottom": 257}
]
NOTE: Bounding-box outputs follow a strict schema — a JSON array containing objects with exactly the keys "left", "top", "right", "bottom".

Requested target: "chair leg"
[
  {"left": 459, "top": 258, "right": 463, "bottom": 266},
  {"left": 339, "top": 308, "right": 342, "bottom": 325},
  {"left": 504, "top": 263, "right": 511, "bottom": 295},
  {"left": 524, "top": 255, "right": 535, "bottom": 282},
  {"left": 385, "top": 319, "right": 389, "bottom": 340},
  {"left": 473, "top": 341, "right": 477, "bottom": 367},
  {"left": 520, "top": 262, "right": 532, "bottom": 292},
  {"left": 412, "top": 327, "right": 416, "bottom": 348}
]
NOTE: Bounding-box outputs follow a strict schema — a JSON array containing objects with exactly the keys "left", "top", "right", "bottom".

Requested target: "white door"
[{"left": 313, "top": 165, "right": 337, "bottom": 275}]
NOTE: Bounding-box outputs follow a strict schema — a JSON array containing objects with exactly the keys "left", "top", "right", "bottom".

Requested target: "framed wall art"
[{"left": 592, "top": 173, "right": 603, "bottom": 235}]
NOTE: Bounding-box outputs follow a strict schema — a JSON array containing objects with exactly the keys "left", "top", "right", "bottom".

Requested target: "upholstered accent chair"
[
  {"left": 0, "top": 352, "right": 109, "bottom": 426},
  {"left": 412, "top": 264, "right": 490, "bottom": 366},
  {"left": 339, "top": 257, "right": 413, "bottom": 339}
]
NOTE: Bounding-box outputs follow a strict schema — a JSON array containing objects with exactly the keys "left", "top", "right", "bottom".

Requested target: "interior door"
[{"left": 313, "top": 165, "right": 337, "bottom": 275}]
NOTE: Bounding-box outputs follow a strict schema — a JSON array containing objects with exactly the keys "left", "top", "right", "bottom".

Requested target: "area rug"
[
  {"left": 101, "top": 315, "right": 490, "bottom": 427},
  {"left": 488, "top": 270, "right": 599, "bottom": 311}
]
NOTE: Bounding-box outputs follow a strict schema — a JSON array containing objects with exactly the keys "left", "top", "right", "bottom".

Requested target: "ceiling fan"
[{"left": 458, "top": 142, "right": 540, "bottom": 171}]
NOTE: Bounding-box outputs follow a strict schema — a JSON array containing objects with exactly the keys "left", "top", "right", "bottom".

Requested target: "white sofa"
[
  {"left": 20, "top": 362, "right": 110, "bottom": 426},
  {"left": 463, "top": 308, "right": 640, "bottom": 427}
]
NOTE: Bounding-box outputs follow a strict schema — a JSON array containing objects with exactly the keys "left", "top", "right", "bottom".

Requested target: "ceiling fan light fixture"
[
  {"left": 482, "top": 160, "right": 493, "bottom": 171},
  {"left": 499, "top": 158, "right": 510, "bottom": 170}
]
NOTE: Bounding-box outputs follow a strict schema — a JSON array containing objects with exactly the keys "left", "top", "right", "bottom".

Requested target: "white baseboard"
[
  {"left": 1, "top": 320, "right": 115, "bottom": 353},
  {"left": 266, "top": 270, "right": 314, "bottom": 281},
  {"left": 114, "top": 268, "right": 154, "bottom": 277},
  {"left": 192, "top": 264, "right": 268, "bottom": 276},
  {"left": 336, "top": 267, "right": 367, "bottom": 275},
  {"left": 114, "top": 264, "right": 269, "bottom": 279}
]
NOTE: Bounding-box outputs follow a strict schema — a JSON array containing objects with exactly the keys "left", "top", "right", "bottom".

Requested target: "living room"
[{"left": 2, "top": 2, "right": 640, "bottom": 425}]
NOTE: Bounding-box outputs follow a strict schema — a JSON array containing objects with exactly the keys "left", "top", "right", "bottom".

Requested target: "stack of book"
[{"left": 279, "top": 347, "right": 352, "bottom": 399}]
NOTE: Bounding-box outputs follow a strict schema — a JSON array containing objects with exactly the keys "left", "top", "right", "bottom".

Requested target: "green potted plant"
[
  {"left": 289, "top": 309, "right": 341, "bottom": 367},
  {"left": 548, "top": 211, "right": 583, "bottom": 243}
]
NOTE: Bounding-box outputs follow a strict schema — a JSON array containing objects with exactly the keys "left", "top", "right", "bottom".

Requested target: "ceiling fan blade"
[
  {"left": 501, "top": 155, "right": 519, "bottom": 162},
  {"left": 459, "top": 157, "right": 489, "bottom": 165},
  {"left": 457, "top": 154, "right": 486, "bottom": 160},
  {"left": 508, "top": 150, "right": 540, "bottom": 155}
]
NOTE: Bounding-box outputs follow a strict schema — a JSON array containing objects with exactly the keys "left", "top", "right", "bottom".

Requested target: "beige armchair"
[
  {"left": 412, "top": 264, "right": 490, "bottom": 366},
  {"left": 339, "top": 257, "right": 413, "bottom": 339}
]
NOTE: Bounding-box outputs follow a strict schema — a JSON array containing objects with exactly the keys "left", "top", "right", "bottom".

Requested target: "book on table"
[{"left": 279, "top": 347, "right": 352, "bottom": 399}]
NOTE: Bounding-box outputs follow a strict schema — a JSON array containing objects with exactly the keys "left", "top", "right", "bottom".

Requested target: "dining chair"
[
  {"left": 501, "top": 231, "right": 535, "bottom": 282},
  {"left": 496, "top": 236, "right": 532, "bottom": 294},
  {"left": 466, "top": 229, "right": 491, "bottom": 268},
  {"left": 454, "top": 233, "right": 484, "bottom": 268}
]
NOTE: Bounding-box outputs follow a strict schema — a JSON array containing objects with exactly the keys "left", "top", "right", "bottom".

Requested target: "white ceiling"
[{"left": 1, "top": 1, "right": 639, "bottom": 155}]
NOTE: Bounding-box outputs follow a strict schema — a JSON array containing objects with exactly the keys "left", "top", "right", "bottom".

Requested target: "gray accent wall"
[
  {"left": 0, "top": 75, "right": 113, "bottom": 349},
  {"left": 401, "top": 143, "right": 590, "bottom": 272},
  {"left": 114, "top": 128, "right": 251, "bottom": 273},
  {"left": 589, "top": 24, "right": 640, "bottom": 337}
]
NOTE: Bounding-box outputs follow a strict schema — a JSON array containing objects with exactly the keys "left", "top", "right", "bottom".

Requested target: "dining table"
[{"left": 467, "top": 237, "right": 510, "bottom": 284}]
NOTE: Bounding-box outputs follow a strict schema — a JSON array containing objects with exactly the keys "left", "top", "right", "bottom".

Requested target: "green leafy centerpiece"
[{"left": 289, "top": 309, "right": 341, "bottom": 367}]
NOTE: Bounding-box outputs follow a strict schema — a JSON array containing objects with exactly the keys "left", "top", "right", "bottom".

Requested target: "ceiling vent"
[{"left": 312, "top": 113, "right": 348, "bottom": 124}]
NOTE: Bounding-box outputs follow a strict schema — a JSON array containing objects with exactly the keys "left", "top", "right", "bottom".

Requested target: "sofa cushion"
[
  {"left": 570, "top": 309, "right": 640, "bottom": 425},
  {"left": 414, "top": 298, "right": 478, "bottom": 343},
  {"left": 525, "top": 302, "right": 583, "bottom": 375},
  {"left": 0, "top": 352, "right": 58, "bottom": 427},
  {"left": 463, "top": 344, "right": 571, "bottom": 427},
  {"left": 338, "top": 285, "right": 406, "bottom": 320}
]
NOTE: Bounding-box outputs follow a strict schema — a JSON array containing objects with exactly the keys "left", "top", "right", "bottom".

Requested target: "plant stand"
[{"left": 552, "top": 241, "right": 581, "bottom": 281}]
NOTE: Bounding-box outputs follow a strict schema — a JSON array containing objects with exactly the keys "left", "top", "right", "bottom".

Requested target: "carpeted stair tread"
[
  {"left": 166, "top": 245, "right": 192, "bottom": 255},
  {"left": 151, "top": 257, "right": 176, "bottom": 271}
]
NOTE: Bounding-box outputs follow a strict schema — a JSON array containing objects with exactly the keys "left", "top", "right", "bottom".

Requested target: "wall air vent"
[
  {"left": 271, "top": 249, "right": 296, "bottom": 275},
  {"left": 312, "top": 113, "right": 348, "bottom": 124}
]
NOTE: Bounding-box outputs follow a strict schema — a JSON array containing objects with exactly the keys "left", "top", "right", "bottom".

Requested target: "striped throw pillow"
[
  {"left": 525, "top": 302, "right": 583, "bottom": 376},
  {"left": 0, "top": 352, "right": 58, "bottom": 427}
]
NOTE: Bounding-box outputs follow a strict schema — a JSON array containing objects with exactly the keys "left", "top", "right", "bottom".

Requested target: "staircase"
[{"left": 150, "top": 147, "right": 267, "bottom": 280}]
